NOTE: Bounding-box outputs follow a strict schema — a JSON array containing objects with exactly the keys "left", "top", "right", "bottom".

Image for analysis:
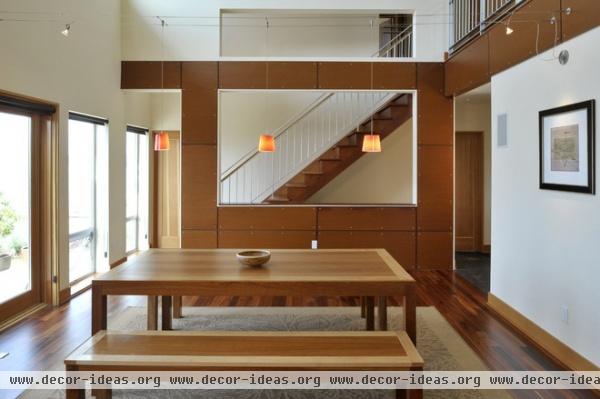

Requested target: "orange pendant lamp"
[
  {"left": 258, "top": 134, "right": 275, "bottom": 152},
  {"left": 362, "top": 55, "right": 382, "bottom": 153},
  {"left": 362, "top": 134, "right": 381, "bottom": 153},
  {"left": 154, "top": 131, "right": 170, "bottom": 151},
  {"left": 154, "top": 17, "right": 170, "bottom": 152}
]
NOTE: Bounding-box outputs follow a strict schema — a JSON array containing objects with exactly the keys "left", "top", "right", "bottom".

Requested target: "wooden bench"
[{"left": 65, "top": 330, "right": 424, "bottom": 399}]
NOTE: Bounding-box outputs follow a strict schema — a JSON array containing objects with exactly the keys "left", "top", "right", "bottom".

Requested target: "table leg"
[
  {"left": 161, "top": 296, "right": 172, "bottom": 330},
  {"left": 403, "top": 291, "right": 417, "bottom": 343},
  {"left": 94, "top": 389, "right": 112, "bottom": 399},
  {"left": 377, "top": 296, "right": 387, "bottom": 331},
  {"left": 91, "top": 284, "right": 107, "bottom": 335},
  {"left": 395, "top": 389, "right": 407, "bottom": 399},
  {"left": 360, "top": 296, "right": 366, "bottom": 318},
  {"left": 147, "top": 296, "right": 158, "bottom": 330},
  {"left": 173, "top": 296, "right": 182, "bottom": 319},
  {"left": 365, "top": 297, "right": 375, "bottom": 331},
  {"left": 66, "top": 388, "right": 85, "bottom": 399}
]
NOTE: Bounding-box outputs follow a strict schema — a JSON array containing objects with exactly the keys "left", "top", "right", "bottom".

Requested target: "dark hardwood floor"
[{"left": 0, "top": 270, "right": 596, "bottom": 399}]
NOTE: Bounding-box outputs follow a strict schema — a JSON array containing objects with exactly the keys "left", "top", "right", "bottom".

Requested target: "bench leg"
[
  {"left": 94, "top": 389, "right": 112, "bottom": 399},
  {"left": 161, "top": 296, "right": 172, "bottom": 330},
  {"left": 147, "top": 296, "right": 158, "bottom": 330},
  {"left": 66, "top": 389, "right": 85, "bottom": 399},
  {"left": 377, "top": 296, "right": 387, "bottom": 331},
  {"left": 360, "top": 296, "right": 366, "bottom": 318},
  {"left": 173, "top": 296, "right": 182, "bottom": 319},
  {"left": 365, "top": 297, "right": 375, "bottom": 331}
]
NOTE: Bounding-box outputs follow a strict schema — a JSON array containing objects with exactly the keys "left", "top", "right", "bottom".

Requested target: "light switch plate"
[{"left": 311, "top": 240, "right": 318, "bottom": 250}]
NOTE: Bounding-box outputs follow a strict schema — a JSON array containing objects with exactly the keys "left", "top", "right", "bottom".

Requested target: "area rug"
[{"left": 19, "top": 306, "right": 509, "bottom": 399}]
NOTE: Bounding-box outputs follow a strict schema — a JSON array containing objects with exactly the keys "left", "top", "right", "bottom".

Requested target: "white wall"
[
  {"left": 455, "top": 96, "right": 492, "bottom": 246},
  {"left": 221, "top": 14, "right": 381, "bottom": 58},
  {"left": 491, "top": 26, "right": 600, "bottom": 366},
  {"left": 121, "top": 0, "right": 448, "bottom": 61},
  {"left": 306, "top": 119, "right": 414, "bottom": 204},
  {"left": 219, "top": 91, "right": 322, "bottom": 172},
  {"left": 150, "top": 92, "right": 181, "bottom": 132}
]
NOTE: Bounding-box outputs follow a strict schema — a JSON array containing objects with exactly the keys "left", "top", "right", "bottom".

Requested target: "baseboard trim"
[
  {"left": 0, "top": 303, "right": 48, "bottom": 333},
  {"left": 59, "top": 287, "right": 71, "bottom": 305},
  {"left": 481, "top": 244, "right": 491, "bottom": 254},
  {"left": 110, "top": 257, "right": 127, "bottom": 269},
  {"left": 488, "top": 293, "right": 598, "bottom": 371}
]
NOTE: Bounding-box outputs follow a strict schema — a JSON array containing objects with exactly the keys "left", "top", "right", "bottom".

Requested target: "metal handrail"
[
  {"left": 220, "top": 92, "right": 334, "bottom": 181},
  {"left": 372, "top": 25, "right": 413, "bottom": 57}
]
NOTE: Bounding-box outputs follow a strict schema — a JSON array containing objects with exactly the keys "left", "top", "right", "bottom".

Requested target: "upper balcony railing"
[{"left": 449, "top": 0, "right": 515, "bottom": 53}]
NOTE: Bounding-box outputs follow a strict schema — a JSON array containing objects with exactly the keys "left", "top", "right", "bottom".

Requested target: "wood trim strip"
[
  {"left": 110, "top": 257, "right": 128, "bottom": 269},
  {"left": 59, "top": 287, "right": 71, "bottom": 305},
  {"left": 487, "top": 293, "right": 599, "bottom": 371},
  {"left": 0, "top": 303, "right": 47, "bottom": 333}
]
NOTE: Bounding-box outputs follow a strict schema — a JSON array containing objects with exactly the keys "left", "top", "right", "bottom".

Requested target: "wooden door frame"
[
  {"left": 0, "top": 92, "right": 58, "bottom": 329},
  {"left": 150, "top": 130, "right": 180, "bottom": 249},
  {"left": 455, "top": 131, "right": 484, "bottom": 253}
]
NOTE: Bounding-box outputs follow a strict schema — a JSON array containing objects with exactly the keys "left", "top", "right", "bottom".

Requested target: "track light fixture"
[{"left": 61, "top": 24, "right": 70, "bottom": 37}]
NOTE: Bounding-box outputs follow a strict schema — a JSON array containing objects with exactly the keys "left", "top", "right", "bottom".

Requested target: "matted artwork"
[{"left": 539, "top": 100, "right": 596, "bottom": 193}]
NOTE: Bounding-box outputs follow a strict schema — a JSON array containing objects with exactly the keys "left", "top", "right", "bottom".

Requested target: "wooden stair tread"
[{"left": 285, "top": 183, "right": 307, "bottom": 188}]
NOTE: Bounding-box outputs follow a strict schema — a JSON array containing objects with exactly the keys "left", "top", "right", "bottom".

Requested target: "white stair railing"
[
  {"left": 373, "top": 25, "right": 413, "bottom": 58},
  {"left": 220, "top": 91, "right": 398, "bottom": 204}
]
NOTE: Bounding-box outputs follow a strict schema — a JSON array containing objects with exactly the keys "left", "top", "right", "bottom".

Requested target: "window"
[
  {"left": 68, "top": 113, "right": 108, "bottom": 284},
  {"left": 126, "top": 126, "right": 149, "bottom": 254}
]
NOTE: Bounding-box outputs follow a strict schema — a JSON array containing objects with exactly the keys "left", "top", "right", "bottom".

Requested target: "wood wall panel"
[
  {"left": 417, "top": 232, "right": 453, "bottom": 269},
  {"left": 318, "top": 231, "right": 416, "bottom": 270},
  {"left": 181, "top": 90, "right": 217, "bottom": 144},
  {"left": 218, "top": 207, "right": 316, "bottom": 230},
  {"left": 181, "top": 230, "right": 217, "bottom": 248},
  {"left": 418, "top": 145, "right": 454, "bottom": 202},
  {"left": 562, "top": 0, "right": 600, "bottom": 41},
  {"left": 182, "top": 62, "right": 218, "bottom": 90},
  {"left": 417, "top": 200, "right": 453, "bottom": 232},
  {"left": 317, "top": 207, "right": 416, "bottom": 231},
  {"left": 181, "top": 145, "right": 217, "bottom": 230},
  {"left": 218, "top": 230, "right": 315, "bottom": 249},
  {"left": 445, "top": 35, "right": 490, "bottom": 96},
  {"left": 488, "top": 0, "right": 561, "bottom": 75},
  {"left": 417, "top": 63, "right": 453, "bottom": 146},
  {"left": 317, "top": 62, "right": 371, "bottom": 89},
  {"left": 219, "top": 62, "right": 266, "bottom": 89},
  {"left": 373, "top": 63, "right": 417, "bottom": 89},
  {"left": 121, "top": 61, "right": 181, "bottom": 89},
  {"left": 267, "top": 62, "right": 318, "bottom": 89}
]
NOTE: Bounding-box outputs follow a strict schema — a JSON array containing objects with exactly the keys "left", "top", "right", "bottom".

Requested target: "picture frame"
[{"left": 539, "top": 100, "right": 596, "bottom": 194}]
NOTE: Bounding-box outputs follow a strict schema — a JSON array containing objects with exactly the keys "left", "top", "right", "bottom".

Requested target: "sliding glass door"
[
  {"left": 0, "top": 111, "right": 33, "bottom": 305},
  {"left": 68, "top": 114, "right": 108, "bottom": 284},
  {"left": 126, "top": 127, "right": 149, "bottom": 254}
]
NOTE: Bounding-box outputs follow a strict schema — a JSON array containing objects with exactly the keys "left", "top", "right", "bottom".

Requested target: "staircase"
[
  {"left": 265, "top": 93, "right": 412, "bottom": 203},
  {"left": 220, "top": 91, "right": 410, "bottom": 205}
]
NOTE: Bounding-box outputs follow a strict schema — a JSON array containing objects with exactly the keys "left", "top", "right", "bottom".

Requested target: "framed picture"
[{"left": 539, "top": 100, "right": 596, "bottom": 193}]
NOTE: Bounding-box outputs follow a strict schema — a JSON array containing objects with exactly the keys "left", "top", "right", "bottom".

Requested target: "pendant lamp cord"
[
  {"left": 265, "top": 17, "right": 269, "bottom": 134},
  {"left": 158, "top": 16, "right": 165, "bottom": 133},
  {"left": 370, "top": 19, "right": 374, "bottom": 137}
]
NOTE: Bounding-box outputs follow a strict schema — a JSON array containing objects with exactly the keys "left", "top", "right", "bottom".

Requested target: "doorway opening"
[{"left": 454, "top": 83, "right": 491, "bottom": 292}]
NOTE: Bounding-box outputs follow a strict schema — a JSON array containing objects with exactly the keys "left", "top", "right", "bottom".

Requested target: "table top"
[{"left": 95, "top": 249, "right": 414, "bottom": 284}]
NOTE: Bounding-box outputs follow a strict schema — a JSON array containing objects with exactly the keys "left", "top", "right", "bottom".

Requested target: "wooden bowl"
[{"left": 236, "top": 250, "right": 271, "bottom": 267}]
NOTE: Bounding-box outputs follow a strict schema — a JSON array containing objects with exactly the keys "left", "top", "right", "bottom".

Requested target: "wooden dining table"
[{"left": 91, "top": 248, "right": 417, "bottom": 342}]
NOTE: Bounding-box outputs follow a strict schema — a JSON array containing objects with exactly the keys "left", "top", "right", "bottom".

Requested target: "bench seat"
[{"left": 65, "top": 330, "right": 423, "bottom": 398}]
